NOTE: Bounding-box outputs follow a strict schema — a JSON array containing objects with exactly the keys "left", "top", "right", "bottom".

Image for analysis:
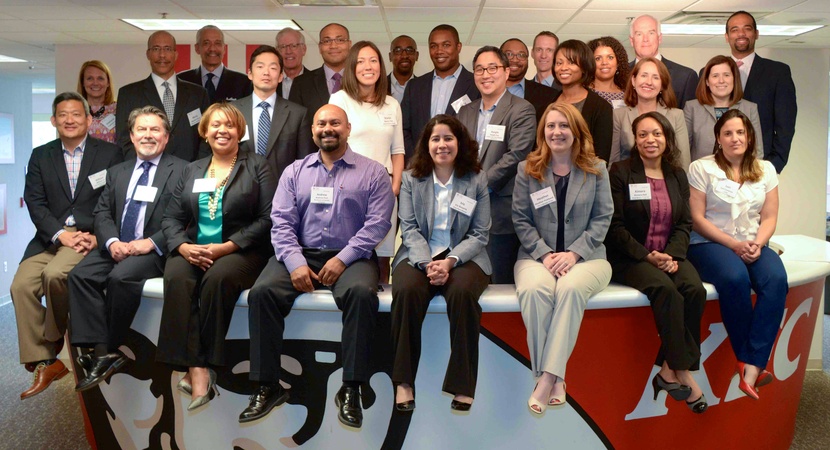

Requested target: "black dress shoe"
[
  {"left": 239, "top": 385, "right": 289, "bottom": 423},
  {"left": 75, "top": 352, "right": 129, "bottom": 392},
  {"left": 334, "top": 385, "right": 363, "bottom": 428},
  {"left": 77, "top": 353, "right": 93, "bottom": 372},
  {"left": 450, "top": 399, "right": 472, "bottom": 411}
]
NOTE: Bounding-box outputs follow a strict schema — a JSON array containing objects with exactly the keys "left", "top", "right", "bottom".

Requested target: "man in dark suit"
[
  {"left": 275, "top": 28, "right": 308, "bottom": 100},
  {"left": 233, "top": 45, "right": 312, "bottom": 180},
  {"left": 500, "top": 38, "right": 560, "bottom": 122},
  {"left": 725, "top": 10, "right": 797, "bottom": 173},
  {"left": 10, "top": 92, "right": 122, "bottom": 400},
  {"left": 68, "top": 106, "right": 187, "bottom": 391},
  {"left": 457, "top": 47, "right": 536, "bottom": 284},
  {"left": 116, "top": 30, "right": 210, "bottom": 162},
  {"left": 177, "top": 25, "right": 253, "bottom": 104},
  {"left": 387, "top": 34, "right": 419, "bottom": 104},
  {"left": 401, "top": 24, "right": 480, "bottom": 161},
  {"left": 628, "top": 14, "right": 698, "bottom": 109},
  {"left": 530, "top": 31, "right": 559, "bottom": 87}
]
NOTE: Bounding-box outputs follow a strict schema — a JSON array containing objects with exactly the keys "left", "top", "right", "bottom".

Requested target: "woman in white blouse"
[
  {"left": 686, "top": 109, "right": 787, "bottom": 401},
  {"left": 329, "top": 41, "right": 405, "bottom": 283}
]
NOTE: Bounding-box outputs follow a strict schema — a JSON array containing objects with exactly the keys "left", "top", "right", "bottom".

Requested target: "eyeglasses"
[
  {"left": 392, "top": 47, "right": 417, "bottom": 56},
  {"left": 473, "top": 65, "right": 506, "bottom": 76},
  {"left": 148, "top": 46, "right": 175, "bottom": 54},
  {"left": 504, "top": 51, "right": 528, "bottom": 60},
  {"left": 278, "top": 43, "right": 305, "bottom": 51},
  {"left": 319, "top": 37, "right": 349, "bottom": 46}
]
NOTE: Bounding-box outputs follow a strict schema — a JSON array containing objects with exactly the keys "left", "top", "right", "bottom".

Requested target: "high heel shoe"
[
  {"left": 652, "top": 373, "right": 691, "bottom": 401},
  {"left": 528, "top": 384, "right": 546, "bottom": 415},
  {"left": 755, "top": 369, "right": 774, "bottom": 388},
  {"left": 736, "top": 362, "right": 760, "bottom": 400},
  {"left": 394, "top": 384, "right": 415, "bottom": 412},
  {"left": 686, "top": 393, "right": 708, "bottom": 414},
  {"left": 187, "top": 368, "right": 220, "bottom": 411},
  {"left": 548, "top": 381, "right": 567, "bottom": 406},
  {"left": 177, "top": 378, "right": 192, "bottom": 396}
]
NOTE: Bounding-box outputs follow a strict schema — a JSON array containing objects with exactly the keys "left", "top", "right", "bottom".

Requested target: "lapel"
[
  {"left": 479, "top": 93, "right": 512, "bottom": 162},
  {"left": 629, "top": 155, "right": 651, "bottom": 220},
  {"left": 703, "top": 103, "right": 717, "bottom": 121},
  {"left": 267, "top": 98, "right": 290, "bottom": 153},
  {"left": 744, "top": 55, "right": 765, "bottom": 93},
  {"left": 563, "top": 166, "right": 585, "bottom": 219},
  {"left": 114, "top": 161, "right": 132, "bottom": 226},
  {"left": 49, "top": 141, "right": 73, "bottom": 201},
  {"left": 144, "top": 153, "right": 173, "bottom": 224},
  {"left": 224, "top": 150, "right": 248, "bottom": 201},
  {"left": 444, "top": 67, "right": 473, "bottom": 114},
  {"left": 415, "top": 175, "right": 435, "bottom": 238},
  {"left": 662, "top": 160, "right": 682, "bottom": 224},
  {"left": 142, "top": 76, "right": 165, "bottom": 111},
  {"left": 236, "top": 96, "right": 254, "bottom": 145},
  {"left": 542, "top": 169, "right": 558, "bottom": 221},
  {"left": 74, "top": 138, "right": 99, "bottom": 198},
  {"left": 448, "top": 173, "right": 469, "bottom": 236},
  {"left": 188, "top": 157, "right": 211, "bottom": 214},
  {"left": 171, "top": 80, "right": 192, "bottom": 131},
  {"left": 314, "top": 68, "right": 331, "bottom": 104}
]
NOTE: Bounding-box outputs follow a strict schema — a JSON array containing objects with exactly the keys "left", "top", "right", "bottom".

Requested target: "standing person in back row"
[{"left": 178, "top": 25, "right": 253, "bottom": 104}]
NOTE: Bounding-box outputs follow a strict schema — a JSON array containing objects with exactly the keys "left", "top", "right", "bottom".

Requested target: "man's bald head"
[{"left": 313, "top": 104, "right": 351, "bottom": 153}]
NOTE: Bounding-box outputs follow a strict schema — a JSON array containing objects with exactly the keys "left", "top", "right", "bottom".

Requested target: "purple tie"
[{"left": 331, "top": 72, "right": 342, "bottom": 94}]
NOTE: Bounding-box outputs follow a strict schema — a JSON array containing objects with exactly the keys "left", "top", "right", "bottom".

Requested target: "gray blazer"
[
  {"left": 683, "top": 99, "right": 763, "bottom": 163},
  {"left": 611, "top": 105, "right": 691, "bottom": 169},
  {"left": 392, "top": 170, "right": 492, "bottom": 275},
  {"left": 512, "top": 160, "right": 612, "bottom": 262}
]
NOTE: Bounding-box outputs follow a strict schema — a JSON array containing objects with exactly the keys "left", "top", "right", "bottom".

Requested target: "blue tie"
[
  {"left": 256, "top": 101, "right": 271, "bottom": 156},
  {"left": 120, "top": 161, "right": 151, "bottom": 242}
]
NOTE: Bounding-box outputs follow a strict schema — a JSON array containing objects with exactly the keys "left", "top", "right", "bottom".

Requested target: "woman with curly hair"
[{"left": 588, "top": 36, "right": 629, "bottom": 109}]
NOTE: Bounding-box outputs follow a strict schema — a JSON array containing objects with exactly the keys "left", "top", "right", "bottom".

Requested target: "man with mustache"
[
  {"left": 178, "top": 25, "right": 253, "bottom": 104},
  {"left": 68, "top": 106, "right": 187, "bottom": 391},
  {"left": 387, "top": 35, "right": 419, "bottom": 104},
  {"left": 500, "top": 38, "right": 560, "bottom": 122},
  {"left": 240, "top": 104, "right": 393, "bottom": 429},
  {"left": 275, "top": 28, "right": 308, "bottom": 100}
]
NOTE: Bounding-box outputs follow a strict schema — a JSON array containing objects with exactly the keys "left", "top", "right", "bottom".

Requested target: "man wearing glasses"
[
  {"left": 387, "top": 35, "right": 419, "bottom": 104},
  {"left": 275, "top": 28, "right": 308, "bottom": 100},
  {"left": 500, "top": 38, "right": 560, "bottom": 122}
]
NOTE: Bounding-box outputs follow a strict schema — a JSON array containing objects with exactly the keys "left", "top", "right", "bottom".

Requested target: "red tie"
[{"left": 736, "top": 60, "right": 744, "bottom": 68}]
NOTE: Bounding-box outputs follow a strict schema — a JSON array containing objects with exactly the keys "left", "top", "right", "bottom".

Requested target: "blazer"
[
  {"left": 524, "top": 79, "right": 560, "bottom": 123},
  {"left": 22, "top": 137, "right": 123, "bottom": 261},
  {"left": 401, "top": 66, "right": 481, "bottom": 160},
  {"left": 116, "top": 76, "right": 210, "bottom": 162},
  {"left": 391, "top": 170, "right": 492, "bottom": 275},
  {"left": 288, "top": 66, "right": 330, "bottom": 126},
  {"left": 552, "top": 89, "right": 613, "bottom": 163},
  {"left": 177, "top": 66, "right": 253, "bottom": 103},
  {"left": 683, "top": 99, "right": 763, "bottom": 162},
  {"left": 741, "top": 54, "right": 797, "bottom": 173},
  {"left": 512, "top": 160, "right": 613, "bottom": 262},
  {"left": 457, "top": 92, "right": 537, "bottom": 235},
  {"left": 277, "top": 65, "right": 309, "bottom": 99},
  {"left": 611, "top": 105, "right": 691, "bottom": 169},
  {"left": 232, "top": 94, "right": 313, "bottom": 181},
  {"left": 604, "top": 153, "right": 691, "bottom": 272},
  {"left": 629, "top": 57, "right": 699, "bottom": 110},
  {"left": 161, "top": 150, "right": 277, "bottom": 257},
  {"left": 92, "top": 152, "right": 188, "bottom": 254}
]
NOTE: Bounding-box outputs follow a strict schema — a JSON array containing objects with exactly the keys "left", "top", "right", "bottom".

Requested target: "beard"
[{"left": 314, "top": 131, "right": 342, "bottom": 153}]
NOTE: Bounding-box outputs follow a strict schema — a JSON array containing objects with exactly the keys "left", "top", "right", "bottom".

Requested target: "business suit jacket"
[
  {"left": 683, "top": 99, "right": 763, "bottom": 162},
  {"left": 552, "top": 89, "right": 614, "bottom": 162},
  {"left": 457, "top": 92, "right": 536, "bottom": 235},
  {"left": 391, "top": 170, "right": 492, "bottom": 275},
  {"left": 178, "top": 66, "right": 253, "bottom": 103},
  {"left": 629, "top": 57, "right": 699, "bottom": 110},
  {"left": 22, "top": 137, "right": 123, "bottom": 261},
  {"left": 741, "top": 54, "right": 797, "bottom": 173},
  {"left": 277, "top": 65, "right": 308, "bottom": 99},
  {"left": 611, "top": 104, "right": 690, "bottom": 169},
  {"left": 524, "top": 79, "right": 560, "bottom": 123},
  {"left": 512, "top": 160, "right": 612, "bottom": 262},
  {"left": 401, "top": 66, "right": 481, "bottom": 160},
  {"left": 233, "top": 94, "right": 313, "bottom": 180},
  {"left": 288, "top": 66, "right": 331, "bottom": 125},
  {"left": 115, "top": 76, "right": 210, "bottom": 162},
  {"left": 162, "top": 150, "right": 277, "bottom": 257}
]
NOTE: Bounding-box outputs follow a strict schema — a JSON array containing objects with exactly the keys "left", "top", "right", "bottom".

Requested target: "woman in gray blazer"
[
  {"left": 391, "top": 115, "right": 491, "bottom": 412},
  {"left": 684, "top": 55, "right": 763, "bottom": 163},
  {"left": 513, "top": 103, "right": 612, "bottom": 414}
]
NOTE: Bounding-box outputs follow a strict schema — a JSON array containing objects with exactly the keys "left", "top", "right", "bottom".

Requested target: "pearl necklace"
[{"left": 207, "top": 154, "right": 237, "bottom": 220}]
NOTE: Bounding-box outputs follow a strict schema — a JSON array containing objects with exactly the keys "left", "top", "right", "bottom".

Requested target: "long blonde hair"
[{"left": 525, "top": 103, "right": 601, "bottom": 181}]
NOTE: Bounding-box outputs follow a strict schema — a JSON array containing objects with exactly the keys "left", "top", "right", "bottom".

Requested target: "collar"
[
  {"left": 151, "top": 72, "right": 176, "bottom": 88},
  {"left": 433, "top": 64, "right": 463, "bottom": 80},
  {"left": 732, "top": 52, "right": 756, "bottom": 65},
  {"left": 135, "top": 152, "right": 163, "bottom": 169},
  {"left": 635, "top": 53, "right": 662, "bottom": 64},
  {"left": 480, "top": 90, "right": 506, "bottom": 113},
  {"left": 323, "top": 65, "right": 344, "bottom": 81},
  {"left": 391, "top": 73, "right": 414, "bottom": 88},
  {"left": 307, "top": 145, "right": 357, "bottom": 168},
  {"left": 283, "top": 67, "right": 305, "bottom": 81},
  {"left": 432, "top": 171, "right": 454, "bottom": 188},
  {"left": 61, "top": 135, "right": 88, "bottom": 153},
  {"left": 254, "top": 91, "right": 278, "bottom": 107},
  {"left": 201, "top": 64, "right": 225, "bottom": 79}
]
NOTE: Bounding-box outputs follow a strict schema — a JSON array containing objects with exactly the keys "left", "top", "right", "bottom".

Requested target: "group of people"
[{"left": 11, "top": 9, "right": 794, "bottom": 432}]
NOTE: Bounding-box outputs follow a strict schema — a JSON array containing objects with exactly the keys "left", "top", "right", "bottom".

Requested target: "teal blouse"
[{"left": 197, "top": 189, "right": 224, "bottom": 245}]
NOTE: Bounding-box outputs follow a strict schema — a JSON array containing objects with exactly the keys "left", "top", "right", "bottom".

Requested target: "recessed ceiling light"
[
  {"left": 122, "top": 19, "right": 301, "bottom": 32},
  {"left": 0, "top": 54, "right": 27, "bottom": 63},
  {"left": 662, "top": 24, "right": 824, "bottom": 37}
]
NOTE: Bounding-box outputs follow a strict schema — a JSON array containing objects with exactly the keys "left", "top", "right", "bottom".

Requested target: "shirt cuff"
[
  {"left": 447, "top": 255, "right": 460, "bottom": 267},
  {"left": 52, "top": 229, "right": 66, "bottom": 244},
  {"left": 335, "top": 246, "right": 361, "bottom": 267},
  {"left": 283, "top": 252, "right": 309, "bottom": 274},
  {"left": 105, "top": 237, "right": 119, "bottom": 253},
  {"left": 148, "top": 238, "right": 163, "bottom": 256}
]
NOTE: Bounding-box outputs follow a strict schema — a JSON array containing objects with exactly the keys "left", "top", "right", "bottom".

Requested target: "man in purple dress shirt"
[{"left": 239, "top": 104, "right": 394, "bottom": 428}]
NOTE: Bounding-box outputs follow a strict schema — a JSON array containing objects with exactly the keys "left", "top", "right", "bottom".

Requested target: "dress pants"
[
  {"left": 390, "top": 259, "right": 490, "bottom": 397},
  {"left": 687, "top": 243, "right": 788, "bottom": 368},
  {"left": 515, "top": 258, "right": 611, "bottom": 379},
  {"left": 248, "top": 249, "right": 379, "bottom": 383},
  {"left": 487, "top": 233, "right": 520, "bottom": 284},
  {"left": 156, "top": 248, "right": 268, "bottom": 368},
  {"left": 613, "top": 259, "right": 706, "bottom": 370},
  {"left": 10, "top": 244, "right": 85, "bottom": 363},
  {"left": 68, "top": 249, "right": 164, "bottom": 349}
]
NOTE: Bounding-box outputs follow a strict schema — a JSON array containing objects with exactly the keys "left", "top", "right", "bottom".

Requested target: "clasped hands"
[
  {"left": 58, "top": 231, "right": 97, "bottom": 256},
  {"left": 178, "top": 242, "right": 238, "bottom": 271},
  {"left": 424, "top": 258, "right": 454, "bottom": 286},
  {"left": 109, "top": 239, "right": 155, "bottom": 262},
  {"left": 290, "top": 257, "right": 347, "bottom": 292},
  {"left": 645, "top": 250, "right": 678, "bottom": 273},
  {"left": 732, "top": 240, "right": 761, "bottom": 264},
  {"left": 542, "top": 251, "right": 577, "bottom": 278}
]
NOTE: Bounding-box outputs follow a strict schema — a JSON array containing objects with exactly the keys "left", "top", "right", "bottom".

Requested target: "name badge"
[
  {"left": 378, "top": 111, "right": 397, "bottom": 126},
  {"left": 611, "top": 99, "right": 626, "bottom": 110},
  {"left": 192, "top": 178, "right": 217, "bottom": 193},
  {"left": 451, "top": 95, "right": 472, "bottom": 113},
  {"left": 133, "top": 185, "right": 158, "bottom": 202},
  {"left": 484, "top": 124, "right": 506, "bottom": 142},
  {"left": 310, "top": 186, "right": 334, "bottom": 204},
  {"left": 101, "top": 114, "right": 116, "bottom": 130},
  {"left": 628, "top": 183, "right": 652, "bottom": 200},
  {"left": 450, "top": 193, "right": 477, "bottom": 216},
  {"left": 187, "top": 109, "right": 202, "bottom": 127},
  {"left": 530, "top": 186, "right": 556, "bottom": 209},
  {"left": 715, "top": 179, "right": 740, "bottom": 198},
  {"left": 240, "top": 125, "right": 250, "bottom": 142},
  {"left": 88, "top": 169, "right": 107, "bottom": 190}
]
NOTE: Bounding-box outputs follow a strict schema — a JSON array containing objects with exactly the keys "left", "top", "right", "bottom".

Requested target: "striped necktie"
[{"left": 256, "top": 101, "right": 271, "bottom": 156}]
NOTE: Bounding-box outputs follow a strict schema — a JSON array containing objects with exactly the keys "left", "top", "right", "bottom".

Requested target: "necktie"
[
  {"left": 162, "top": 81, "right": 175, "bottom": 120},
  {"left": 735, "top": 60, "right": 747, "bottom": 89},
  {"left": 256, "top": 102, "right": 271, "bottom": 156},
  {"left": 121, "top": 161, "right": 151, "bottom": 242},
  {"left": 205, "top": 72, "right": 217, "bottom": 103},
  {"left": 331, "top": 72, "right": 342, "bottom": 94},
  {"left": 735, "top": 60, "right": 744, "bottom": 68}
]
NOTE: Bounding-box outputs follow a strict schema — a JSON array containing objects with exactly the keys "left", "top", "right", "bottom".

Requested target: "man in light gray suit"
[{"left": 457, "top": 46, "right": 536, "bottom": 284}]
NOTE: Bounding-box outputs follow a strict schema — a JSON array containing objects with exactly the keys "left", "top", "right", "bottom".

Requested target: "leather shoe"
[
  {"left": 75, "top": 352, "right": 129, "bottom": 392},
  {"left": 334, "top": 385, "right": 363, "bottom": 428},
  {"left": 450, "top": 399, "right": 472, "bottom": 411},
  {"left": 77, "top": 353, "right": 93, "bottom": 372},
  {"left": 239, "top": 385, "right": 289, "bottom": 423},
  {"left": 20, "top": 360, "right": 69, "bottom": 400}
]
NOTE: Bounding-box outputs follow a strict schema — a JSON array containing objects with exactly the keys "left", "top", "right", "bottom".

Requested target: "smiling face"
[
  {"left": 195, "top": 27, "right": 224, "bottom": 71},
  {"left": 318, "top": 24, "right": 351, "bottom": 68},
  {"left": 501, "top": 39, "right": 529, "bottom": 83},
  {"left": 634, "top": 117, "right": 666, "bottom": 163},
  {"left": 130, "top": 113, "right": 169, "bottom": 160},
  {"left": 717, "top": 117, "right": 748, "bottom": 163},
  {"left": 389, "top": 35, "right": 418, "bottom": 77},
  {"left": 146, "top": 32, "right": 177, "bottom": 79},
  {"left": 726, "top": 13, "right": 758, "bottom": 59},
  {"left": 428, "top": 123, "right": 458, "bottom": 170},
  {"left": 554, "top": 50, "right": 584, "bottom": 88},
  {"left": 629, "top": 16, "right": 661, "bottom": 59},
  {"left": 248, "top": 50, "right": 283, "bottom": 96},
  {"left": 544, "top": 109, "right": 574, "bottom": 156},
  {"left": 428, "top": 29, "right": 461, "bottom": 77},
  {"left": 593, "top": 45, "right": 617, "bottom": 84},
  {"left": 473, "top": 51, "right": 508, "bottom": 98},
  {"left": 355, "top": 45, "right": 381, "bottom": 89},
  {"left": 205, "top": 110, "right": 240, "bottom": 157},
  {"left": 82, "top": 66, "right": 109, "bottom": 104},
  {"left": 312, "top": 105, "right": 351, "bottom": 153},
  {"left": 51, "top": 99, "right": 91, "bottom": 141},
  {"left": 532, "top": 35, "right": 557, "bottom": 75},
  {"left": 706, "top": 62, "right": 734, "bottom": 104},
  {"left": 633, "top": 61, "right": 662, "bottom": 102},
  {"left": 277, "top": 29, "right": 307, "bottom": 72}
]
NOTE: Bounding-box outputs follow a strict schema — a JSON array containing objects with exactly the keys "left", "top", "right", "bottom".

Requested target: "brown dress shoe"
[{"left": 20, "top": 360, "right": 69, "bottom": 400}]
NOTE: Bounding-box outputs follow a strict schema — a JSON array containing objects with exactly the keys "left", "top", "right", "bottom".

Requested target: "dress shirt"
[
  {"left": 431, "top": 65, "right": 464, "bottom": 117},
  {"left": 507, "top": 79, "right": 526, "bottom": 98},
  {"left": 201, "top": 64, "right": 224, "bottom": 90},
  {"left": 475, "top": 91, "right": 506, "bottom": 146},
  {"left": 731, "top": 52, "right": 756, "bottom": 89},
  {"left": 252, "top": 92, "right": 277, "bottom": 147},
  {"left": 272, "top": 146, "right": 394, "bottom": 273},
  {"left": 390, "top": 74, "right": 413, "bottom": 104},
  {"left": 323, "top": 65, "right": 345, "bottom": 94},
  {"left": 53, "top": 137, "right": 88, "bottom": 239},
  {"left": 280, "top": 68, "right": 304, "bottom": 100},
  {"left": 428, "top": 172, "right": 453, "bottom": 257},
  {"left": 151, "top": 73, "right": 177, "bottom": 103},
  {"left": 107, "top": 153, "right": 164, "bottom": 254},
  {"left": 535, "top": 73, "right": 554, "bottom": 87}
]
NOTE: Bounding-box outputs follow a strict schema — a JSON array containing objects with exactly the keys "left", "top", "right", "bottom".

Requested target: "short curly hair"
[{"left": 587, "top": 36, "right": 629, "bottom": 92}]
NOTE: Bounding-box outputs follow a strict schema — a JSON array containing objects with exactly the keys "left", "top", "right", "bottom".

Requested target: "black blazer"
[
  {"left": 161, "top": 150, "right": 277, "bottom": 257},
  {"left": 552, "top": 89, "right": 613, "bottom": 162},
  {"left": 288, "top": 66, "right": 330, "bottom": 125},
  {"left": 178, "top": 67, "right": 253, "bottom": 104},
  {"left": 115, "top": 76, "right": 210, "bottom": 162},
  {"left": 92, "top": 152, "right": 188, "bottom": 254},
  {"left": 401, "top": 66, "right": 481, "bottom": 161},
  {"left": 22, "top": 137, "right": 123, "bottom": 261},
  {"left": 629, "top": 57, "right": 698, "bottom": 110},
  {"left": 277, "top": 65, "right": 309, "bottom": 99},
  {"left": 524, "top": 79, "right": 560, "bottom": 123},
  {"left": 605, "top": 153, "right": 691, "bottom": 271}
]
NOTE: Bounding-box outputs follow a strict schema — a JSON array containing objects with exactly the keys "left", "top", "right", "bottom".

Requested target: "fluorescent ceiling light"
[
  {"left": 662, "top": 24, "right": 824, "bottom": 36},
  {"left": 122, "top": 19, "right": 300, "bottom": 31},
  {"left": 0, "top": 54, "right": 27, "bottom": 63}
]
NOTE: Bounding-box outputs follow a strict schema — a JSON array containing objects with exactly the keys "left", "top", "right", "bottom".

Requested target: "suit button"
[{"left": 565, "top": 219, "right": 570, "bottom": 224}]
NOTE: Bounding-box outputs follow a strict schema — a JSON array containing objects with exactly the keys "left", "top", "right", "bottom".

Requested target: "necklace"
[
  {"left": 207, "top": 154, "right": 237, "bottom": 220},
  {"left": 90, "top": 105, "right": 106, "bottom": 119}
]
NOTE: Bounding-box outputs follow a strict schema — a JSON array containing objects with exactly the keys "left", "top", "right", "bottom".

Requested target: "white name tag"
[
  {"left": 611, "top": 99, "right": 626, "bottom": 110},
  {"left": 628, "top": 183, "right": 652, "bottom": 200},
  {"left": 484, "top": 124, "right": 506, "bottom": 142},
  {"left": 451, "top": 95, "right": 471, "bottom": 113},
  {"left": 133, "top": 185, "right": 158, "bottom": 202},
  {"left": 450, "top": 192, "right": 477, "bottom": 216},
  {"left": 715, "top": 179, "right": 740, "bottom": 198},
  {"left": 192, "top": 178, "right": 217, "bottom": 193},
  {"left": 378, "top": 111, "right": 397, "bottom": 126},
  {"left": 88, "top": 169, "right": 107, "bottom": 190},
  {"left": 101, "top": 114, "right": 116, "bottom": 130},
  {"left": 530, "top": 186, "right": 556, "bottom": 209},
  {"left": 310, "top": 186, "right": 334, "bottom": 204},
  {"left": 240, "top": 125, "right": 250, "bottom": 142},
  {"left": 187, "top": 109, "right": 202, "bottom": 127}
]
